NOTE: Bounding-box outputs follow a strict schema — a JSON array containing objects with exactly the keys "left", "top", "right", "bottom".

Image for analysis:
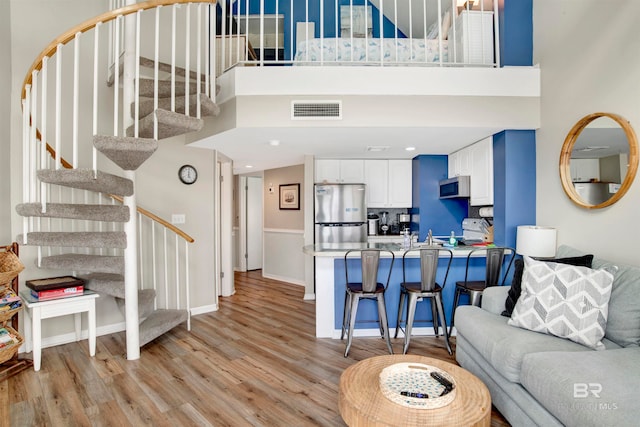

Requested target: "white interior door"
[{"left": 246, "top": 176, "right": 263, "bottom": 270}]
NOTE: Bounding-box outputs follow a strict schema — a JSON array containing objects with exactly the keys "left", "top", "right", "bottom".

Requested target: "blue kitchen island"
[{"left": 303, "top": 243, "right": 512, "bottom": 338}]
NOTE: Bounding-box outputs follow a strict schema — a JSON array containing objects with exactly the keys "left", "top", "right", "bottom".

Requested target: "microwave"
[{"left": 439, "top": 176, "right": 470, "bottom": 199}]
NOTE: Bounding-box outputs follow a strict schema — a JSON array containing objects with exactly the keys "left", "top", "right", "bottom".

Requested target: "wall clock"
[{"left": 178, "top": 164, "right": 197, "bottom": 185}]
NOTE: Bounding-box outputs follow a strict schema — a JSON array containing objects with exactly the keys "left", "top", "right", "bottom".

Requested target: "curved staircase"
[{"left": 17, "top": 0, "right": 218, "bottom": 359}]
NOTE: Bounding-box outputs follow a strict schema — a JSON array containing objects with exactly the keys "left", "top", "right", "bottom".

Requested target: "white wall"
[
  {"left": 8, "top": 0, "right": 218, "bottom": 344},
  {"left": 0, "top": 1, "right": 12, "bottom": 243},
  {"left": 534, "top": 0, "right": 640, "bottom": 265}
]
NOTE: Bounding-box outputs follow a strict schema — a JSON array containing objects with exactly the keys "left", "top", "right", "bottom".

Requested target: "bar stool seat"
[
  {"left": 395, "top": 248, "right": 453, "bottom": 355},
  {"left": 449, "top": 246, "right": 514, "bottom": 336},
  {"left": 341, "top": 249, "right": 395, "bottom": 358}
]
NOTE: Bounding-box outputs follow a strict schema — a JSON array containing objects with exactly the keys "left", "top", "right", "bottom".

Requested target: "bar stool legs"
[{"left": 343, "top": 291, "right": 393, "bottom": 357}]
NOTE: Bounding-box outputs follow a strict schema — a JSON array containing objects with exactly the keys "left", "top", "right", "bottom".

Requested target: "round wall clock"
[{"left": 178, "top": 164, "right": 197, "bottom": 185}]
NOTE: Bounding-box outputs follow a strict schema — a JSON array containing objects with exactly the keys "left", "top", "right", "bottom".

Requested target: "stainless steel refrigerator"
[
  {"left": 314, "top": 184, "right": 367, "bottom": 243},
  {"left": 573, "top": 182, "right": 617, "bottom": 205}
]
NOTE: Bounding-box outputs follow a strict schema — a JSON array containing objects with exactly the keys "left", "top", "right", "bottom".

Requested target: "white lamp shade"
[{"left": 516, "top": 226, "right": 557, "bottom": 258}]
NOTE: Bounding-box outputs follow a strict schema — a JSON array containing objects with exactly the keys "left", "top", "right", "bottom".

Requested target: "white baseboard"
[
  {"left": 190, "top": 304, "right": 218, "bottom": 315},
  {"left": 303, "top": 293, "right": 316, "bottom": 301},
  {"left": 262, "top": 272, "right": 306, "bottom": 287},
  {"left": 20, "top": 322, "right": 126, "bottom": 353}
]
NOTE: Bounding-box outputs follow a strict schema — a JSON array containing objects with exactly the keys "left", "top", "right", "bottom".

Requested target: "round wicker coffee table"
[{"left": 339, "top": 355, "right": 491, "bottom": 427}]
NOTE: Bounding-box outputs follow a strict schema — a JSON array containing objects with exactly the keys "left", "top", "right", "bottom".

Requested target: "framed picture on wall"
[{"left": 279, "top": 183, "right": 300, "bottom": 210}]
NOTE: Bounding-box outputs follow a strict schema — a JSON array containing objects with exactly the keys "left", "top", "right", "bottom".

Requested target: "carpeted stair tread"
[
  {"left": 15, "top": 203, "right": 130, "bottom": 222},
  {"left": 115, "top": 289, "right": 156, "bottom": 321},
  {"left": 140, "top": 309, "right": 188, "bottom": 347},
  {"left": 93, "top": 135, "right": 158, "bottom": 171},
  {"left": 138, "top": 78, "right": 206, "bottom": 98},
  {"left": 126, "top": 108, "right": 204, "bottom": 139},
  {"left": 108, "top": 56, "right": 201, "bottom": 87},
  {"left": 18, "top": 232, "right": 126, "bottom": 249},
  {"left": 81, "top": 272, "right": 125, "bottom": 298},
  {"left": 37, "top": 169, "right": 133, "bottom": 197},
  {"left": 40, "top": 254, "right": 124, "bottom": 274},
  {"left": 132, "top": 93, "right": 220, "bottom": 119}
]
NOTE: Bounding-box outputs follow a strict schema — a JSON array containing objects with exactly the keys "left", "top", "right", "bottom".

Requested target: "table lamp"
[{"left": 516, "top": 226, "right": 557, "bottom": 258}]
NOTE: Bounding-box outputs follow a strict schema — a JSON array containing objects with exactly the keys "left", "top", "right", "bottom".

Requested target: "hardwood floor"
[{"left": 3, "top": 270, "right": 510, "bottom": 426}]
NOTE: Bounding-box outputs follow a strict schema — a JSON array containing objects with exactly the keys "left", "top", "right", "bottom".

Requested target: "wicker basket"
[
  {"left": 0, "top": 325, "right": 24, "bottom": 364},
  {"left": 0, "top": 304, "right": 23, "bottom": 325},
  {"left": 379, "top": 362, "right": 457, "bottom": 409},
  {"left": 0, "top": 251, "right": 24, "bottom": 288}
]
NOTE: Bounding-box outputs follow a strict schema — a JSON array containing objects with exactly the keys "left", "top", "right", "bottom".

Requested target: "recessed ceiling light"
[
  {"left": 268, "top": 140, "right": 280, "bottom": 146},
  {"left": 405, "top": 146, "right": 416, "bottom": 151},
  {"left": 245, "top": 165, "right": 254, "bottom": 168}
]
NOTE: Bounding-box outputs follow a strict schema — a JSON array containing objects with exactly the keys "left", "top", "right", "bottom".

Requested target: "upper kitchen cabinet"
[
  {"left": 448, "top": 149, "right": 472, "bottom": 178},
  {"left": 315, "top": 159, "right": 364, "bottom": 183},
  {"left": 449, "top": 137, "right": 494, "bottom": 206},
  {"left": 570, "top": 158, "right": 600, "bottom": 182},
  {"left": 364, "top": 159, "right": 412, "bottom": 208},
  {"left": 470, "top": 137, "right": 494, "bottom": 206}
]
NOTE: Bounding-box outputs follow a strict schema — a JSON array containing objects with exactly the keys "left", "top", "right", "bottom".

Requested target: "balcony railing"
[{"left": 217, "top": 0, "right": 499, "bottom": 69}]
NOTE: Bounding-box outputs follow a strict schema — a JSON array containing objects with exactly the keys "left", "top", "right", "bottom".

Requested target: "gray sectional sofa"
[{"left": 454, "top": 245, "right": 640, "bottom": 427}]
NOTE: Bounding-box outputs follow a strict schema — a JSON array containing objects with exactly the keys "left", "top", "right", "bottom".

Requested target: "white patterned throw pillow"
[{"left": 508, "top": 256, "right": 614, "bottom": 350}]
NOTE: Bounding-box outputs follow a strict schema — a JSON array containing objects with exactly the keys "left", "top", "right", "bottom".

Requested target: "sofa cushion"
[
  {"left": 557, "top": 245, "right": 640, "bottom": 347},
  {"left": 502, "top": 255, "right": 594, "bottom": 317},
  {"left": 455, "top": 305, "right": 596, "bottom": 383},
  {"left": 508, "top": 256, "right": 614, "bottom": 350},
  {"left": 521, "top": 347, "right": 640, "bottom": 427}
]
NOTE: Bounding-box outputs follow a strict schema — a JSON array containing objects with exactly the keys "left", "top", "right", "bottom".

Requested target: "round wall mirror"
[{"left": 560, "top": 112, "right": 639, "bottom": 209}]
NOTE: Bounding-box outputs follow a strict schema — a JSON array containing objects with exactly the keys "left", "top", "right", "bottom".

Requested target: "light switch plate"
[{"left": 171, "top": 214, "right": 186, "bottom": 224}]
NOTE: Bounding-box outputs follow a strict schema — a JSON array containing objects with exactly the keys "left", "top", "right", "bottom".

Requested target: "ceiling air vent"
[{"left": 291, "top": 101, "right": 342, "bottom": 120}]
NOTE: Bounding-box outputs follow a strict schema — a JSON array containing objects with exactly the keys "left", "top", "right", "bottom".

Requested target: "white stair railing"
[{"left": 20, "top": 0, "right": 211, "bottom": 357}]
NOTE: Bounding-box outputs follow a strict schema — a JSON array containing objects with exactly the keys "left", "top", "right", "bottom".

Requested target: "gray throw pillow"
[
  {"left": 501, "top": 254, "right": 594, "bottom": 317},
  {"left": 508, "top": 256, "right": 614, "bottom": 350}
]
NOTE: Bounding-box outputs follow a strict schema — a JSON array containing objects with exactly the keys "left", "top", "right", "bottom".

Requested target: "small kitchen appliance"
[
  {"left": 379, "top": 211, "right": 390, "bottom": 235},
  {"left": 398, "top": 213, "right": 411, "bottom": 232},
  {"left": 367, "top": 213, "right": 379, "bottom": 236},
  {"left": 461, "top": 218, "right": 492, "bottom": 244}
]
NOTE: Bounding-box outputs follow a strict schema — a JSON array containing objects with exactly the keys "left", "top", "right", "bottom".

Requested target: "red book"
[{"left": 30, "top": 286, "right": 84, "bottom": 301}]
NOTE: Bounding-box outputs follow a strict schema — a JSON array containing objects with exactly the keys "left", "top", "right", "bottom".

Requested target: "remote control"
[
  {"left": 400, "top": 391, "right": 429, "bottom": 399},
  {"left": 430, "top": 371, "right": 454, "bottom": 391}
]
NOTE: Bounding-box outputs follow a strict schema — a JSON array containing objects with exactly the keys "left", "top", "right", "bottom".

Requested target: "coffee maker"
[{"left": 398, "top": 213, "right": 411, "bottom": 233}]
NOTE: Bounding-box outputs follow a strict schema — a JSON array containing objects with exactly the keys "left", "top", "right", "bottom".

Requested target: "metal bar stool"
[
  {"left": 394, "top": 247, "right": 454, "bottom": 355},
  {"left": 449, "top": 246, "right": 515, "bottom": 336},
  {"left": 341, "top": 249, "right": 395, "bottom": 358}
]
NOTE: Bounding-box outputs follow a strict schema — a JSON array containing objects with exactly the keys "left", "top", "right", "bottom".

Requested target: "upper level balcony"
[{"left": 186, "top": 0, "right": 540, "bottom": 173}]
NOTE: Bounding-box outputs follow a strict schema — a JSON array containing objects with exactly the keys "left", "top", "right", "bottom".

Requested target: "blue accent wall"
[
  {"left": 412, "top": 155, "right": 468, "bottom": 242},
  {"left": 499, "top": 0, "right": 533, "bottom": 66},
  {"left": 492, "top": 130, "right": 536, "bottom": 247}
]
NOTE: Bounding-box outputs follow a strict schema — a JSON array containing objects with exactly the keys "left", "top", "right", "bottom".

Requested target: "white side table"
[{"left": 20, "top": 291, "right": 99, "bottom": 371}]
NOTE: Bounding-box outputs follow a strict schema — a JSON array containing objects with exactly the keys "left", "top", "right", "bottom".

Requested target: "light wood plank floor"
[{"left": 3, "top": 270, "right": 510, "bottom": 426}]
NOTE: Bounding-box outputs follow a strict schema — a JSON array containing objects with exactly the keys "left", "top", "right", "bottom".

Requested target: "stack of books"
[
  {"left": 25, "top": 276, "right": 85, "bottom": 301},
  {"left": 0, "top": 288, "right": 22, "bottom": 313}
]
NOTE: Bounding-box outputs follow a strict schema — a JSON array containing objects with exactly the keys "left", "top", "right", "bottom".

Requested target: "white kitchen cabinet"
[
  {"left": 469, "top": 137, "right": 494, "bottom": 206},
  {"left": 448, "top": 137, "right": 494, "bottom": 205},
  {"left": 315, "top": 159, "right": 364, "bottom": 183},
  {"left": 570, "top": 158, "right": 600, "bottom": 182},
  {"left": 364, "top": 159, "right": 412, "bottom": 208},
  {"left": 448, "top": 149, "right": 472, "bottom": 178}
]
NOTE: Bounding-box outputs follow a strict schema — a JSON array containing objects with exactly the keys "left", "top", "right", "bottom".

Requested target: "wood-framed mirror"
[{"left": 560, "top": 112, "right": 639, "bottom": 209}]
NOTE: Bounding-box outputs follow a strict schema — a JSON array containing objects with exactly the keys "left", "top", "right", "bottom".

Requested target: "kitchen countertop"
[{"left": 303, "top": 243, "right": 493, "bottom": 257}]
